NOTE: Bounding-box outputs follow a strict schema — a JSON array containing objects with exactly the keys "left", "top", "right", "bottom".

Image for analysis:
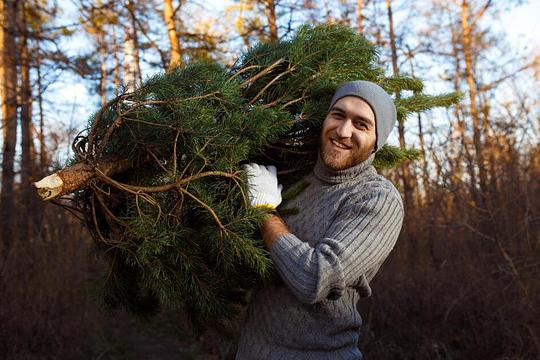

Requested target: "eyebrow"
[{"left": 330, "top": 106, "right": 375, "bottom": 127}]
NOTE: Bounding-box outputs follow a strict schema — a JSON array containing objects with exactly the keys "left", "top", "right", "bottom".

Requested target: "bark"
[
  {"left": 237, "top": 0, "right": 251, "bottom": 48},
  {"left": 112, "top": 26, "right": 120, "bottom": 96},
  {"left": 0, "top": 0, "right": 19, "bottom": 247},
  {"left": 386, "top": 0, "right": 414, "bottom": 211},
  {"left": 36, "top": 46, "right": 46, "bottom": 173},
  {"left": 99, "top": 31, "right": 107, "bottom": 106},
  {"left": 0, "top": 0, "right": 4, "bottom": 142},
  {"left": 448, "top": 9, "right": 477, "bottom": 201},
  {"left": 123, "top": 1, "right": 142, "bottom": 89},
  {"left": 357, "top": 0, "right": 363, "bottom": 34},
  {"left": 162, "top": 0, "right": 182, "bottom": 70},
  {"left": 460, "top": 0, "right": 488, "bottom": 208},
  {"left": 20, "top": 1, "right": 34, "bottom": 238},
  {"left": 263, "top": 0, "right": 278, "bottom": 41},
  {"left": 34, "top": 158, "right": 133, "bottom": 201},
  {"left": 407, "top": 57, "right": 429, "bottom": 202},
  {"left": 123, "top": 29, "right": 137, "bottom": 90}
]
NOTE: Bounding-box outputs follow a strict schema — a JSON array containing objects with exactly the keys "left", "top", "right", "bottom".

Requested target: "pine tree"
[{"left": 34, "top": 24, "right": 459, "bottom": 325}]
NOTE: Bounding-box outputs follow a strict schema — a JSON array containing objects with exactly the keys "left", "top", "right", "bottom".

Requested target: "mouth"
[{"left": 330, "top": 138, "right": 352, "bottom": 150}]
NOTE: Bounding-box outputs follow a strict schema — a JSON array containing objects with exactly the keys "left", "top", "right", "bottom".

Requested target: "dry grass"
[{"left": 1, "top": 143, "right": 538, "bottom": 359}]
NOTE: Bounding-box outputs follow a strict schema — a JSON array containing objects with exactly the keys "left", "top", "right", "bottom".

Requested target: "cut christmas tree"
[{"left": 34, "top": 24, "right": 459, "bottom": 324}]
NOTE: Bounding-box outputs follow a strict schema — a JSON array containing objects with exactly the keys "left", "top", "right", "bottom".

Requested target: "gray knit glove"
[{"left": 241, "top": 163, "right": 283, "bottom": 209}]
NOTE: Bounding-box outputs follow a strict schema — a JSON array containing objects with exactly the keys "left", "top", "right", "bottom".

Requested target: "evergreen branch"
[
  {"left": 381, "top": 75, "right": 424, "bottom": 93},
  {"left": 176, "top": 186, "right": 227, "bottom": 234},
  {"left": 125, "top": 92, "right": 222, "bottom": 109},
  {"left": 395, "top": 92, "right": 461, "bottom": 121},
  {"left": 146, "top": 148, "right": 169, "bottom": 173},
  {"left": 172, "top": 130, "right": 180, "bottom": 175},
  {"left": 96, "top": 115, "right": 124, "bottom": 159},
  {"left": 122, "top": 117, "right": 195, "bottom": 133},
  {"left": 249, "top": 66, "right": 297, "bottom": 105},
  {"left": 240, "top": 58, "right": 285, "bottom": 87},
  {"left": 275, "top": 95, "right": 308, "bottom": 109},
  {"left": 227, "top": 64, "right": 263, "bottom": 82},
  {"left": 95, "top": 169, "right": 242, "bottom": 194},
  {"left": 87, "top": 95, "right": 124, "bottom": 160}
]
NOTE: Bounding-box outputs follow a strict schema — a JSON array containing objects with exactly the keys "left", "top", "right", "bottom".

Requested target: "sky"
[{"left": 45, "top": 0, "right": 540, "bottom": 165}]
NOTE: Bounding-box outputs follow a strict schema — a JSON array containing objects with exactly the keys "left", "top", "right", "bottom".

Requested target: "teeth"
[{"left": 331, "top": 139, "right": 350, "bottom": 149}]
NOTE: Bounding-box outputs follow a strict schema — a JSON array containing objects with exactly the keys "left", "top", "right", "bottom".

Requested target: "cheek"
[
  {"left": 322, "top": 119, "right": 339, "bottom": 134},
  {"left": 354, "top": 131, "right": 376, "bottom": 147}
]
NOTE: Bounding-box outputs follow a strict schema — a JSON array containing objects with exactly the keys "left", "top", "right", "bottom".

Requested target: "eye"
[{"left": 354, "top": 121, "right": 367, "bottom": 129}]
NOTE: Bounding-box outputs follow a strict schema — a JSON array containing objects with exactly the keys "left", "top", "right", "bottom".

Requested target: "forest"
[{"left": 0, "top": 0, "right": 539, "bottom": 359}]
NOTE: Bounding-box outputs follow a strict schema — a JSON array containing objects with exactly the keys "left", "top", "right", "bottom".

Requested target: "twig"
[
  {"left": 249, "top": 66, "right": 296, "bottom": 105},
  {"left": 240, "top": 58, "right": 285, "bottom": 87}
]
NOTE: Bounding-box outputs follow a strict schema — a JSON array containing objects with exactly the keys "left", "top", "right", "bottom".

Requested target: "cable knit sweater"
[{"left": 236, "top": 152, "right": 404, "bottom": 360}]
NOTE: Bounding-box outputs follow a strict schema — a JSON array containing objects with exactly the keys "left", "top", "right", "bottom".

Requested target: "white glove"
[{"left": 241, "top": 163, "right": 283, "bottom": 209}]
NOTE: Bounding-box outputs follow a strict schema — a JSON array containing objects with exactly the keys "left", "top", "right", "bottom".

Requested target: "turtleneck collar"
[{"left": 313, "top": 152, "right": 376, "bottom": 184}]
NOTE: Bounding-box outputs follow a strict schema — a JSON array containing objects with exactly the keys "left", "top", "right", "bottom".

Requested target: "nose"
[{"left": 335, "top": 119, "right": 353, "bottom": 138}]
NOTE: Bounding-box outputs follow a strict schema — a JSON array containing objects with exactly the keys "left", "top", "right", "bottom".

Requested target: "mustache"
[{"left": 330, "top": 137, "right": 354, "bottom": 148}]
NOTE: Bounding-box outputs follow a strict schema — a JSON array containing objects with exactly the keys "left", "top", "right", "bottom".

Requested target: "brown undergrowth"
[{"left": 1, "top": 143, "right": 539, "bottom": 359}]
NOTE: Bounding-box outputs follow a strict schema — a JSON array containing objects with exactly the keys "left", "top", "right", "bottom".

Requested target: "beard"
[{"left": 319, "top": 135, "right": 373, "bottom": 171}]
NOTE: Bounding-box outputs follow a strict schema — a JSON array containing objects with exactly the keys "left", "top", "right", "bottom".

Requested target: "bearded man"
[{"left": 237, "top": 80, "right": 404, "bottom": 360}]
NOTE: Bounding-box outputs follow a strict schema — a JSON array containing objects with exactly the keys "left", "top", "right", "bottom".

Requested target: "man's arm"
[
  {"left": 260, "top": 214, "right": 291, "bottom": 250},
  {"left": 241, "top": 162, "right": 404, "bottom": 305},
  {"left": 268, "top": 188, "right": 404, "bottom": 305}
]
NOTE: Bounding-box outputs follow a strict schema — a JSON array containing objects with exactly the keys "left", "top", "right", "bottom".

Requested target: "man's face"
[{"left": 319, "top": 96, "right": 376, "bottom": 171}]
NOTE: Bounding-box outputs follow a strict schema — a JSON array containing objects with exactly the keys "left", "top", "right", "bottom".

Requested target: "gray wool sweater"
[{"left": 236, "top": 152, "right": 404, "bottom": 360}]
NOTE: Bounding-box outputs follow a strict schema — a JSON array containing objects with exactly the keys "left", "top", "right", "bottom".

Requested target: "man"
[{"left": 237, "top": 80, "right": 404, "bottom": 359}]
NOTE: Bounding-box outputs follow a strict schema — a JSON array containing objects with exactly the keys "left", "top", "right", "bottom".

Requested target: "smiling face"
[{"left": 319, "top": 96, "right": 377, "bottom": 171}]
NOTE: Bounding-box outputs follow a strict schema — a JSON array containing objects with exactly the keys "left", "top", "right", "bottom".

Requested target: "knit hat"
[{"left": 328, "top": 80, "right": 396, "bottom": 152}]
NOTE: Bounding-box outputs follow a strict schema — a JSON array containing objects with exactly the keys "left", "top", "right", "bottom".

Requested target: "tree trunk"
[
  {"left": 460, "top": 0, "right": 487, "bottom": 208},
  {"left": 448, "top": 10, "right": 477, "bottom": 202},
  {"left": 0, "top": 0, "right": 19, "bottom": 248},
  {"left": 162, "top": 0, "right": 182, "bottom": 70},
  {"left": 357, "top": 0, "right": 363, "bottom": 34},
  {"left": 0, "top": 0, "right": 4, "bottom": 142},
  {"left": 112, "top": 26, "right": 120, "bottom": 96},
  {"left": 263, "top": 0, "right": 278, "bottom": 41},
  {"left": 123, "top": 28, "right": 137, "bottom": 90},
  {"left": 237, "top": 0, "right": 251, "bottom": 48},
  {"left": 386, "top": 0, "right": 414, "bottom": 211},
  {"left": 34, "top": 158, "right": 134, "bottom": 201},
  {"left": 99, "top": 31, "right": 107, "bottom": 106},
  {"left": 36, "top": 40, "right": 46, "bottom": 174},
  {"left": 407, "top": 57, "right": 429, "bottom": 203},
  {"left": 123, "top": 1, "right": 142, "bottom": 89},
  {"left": 20, "top": 1, "right": 34, "bottom": 239}
]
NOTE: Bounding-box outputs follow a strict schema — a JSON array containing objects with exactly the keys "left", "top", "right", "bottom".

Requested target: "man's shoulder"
[{"left": 349, "top": 172, "right": 403, "bottom": 210}]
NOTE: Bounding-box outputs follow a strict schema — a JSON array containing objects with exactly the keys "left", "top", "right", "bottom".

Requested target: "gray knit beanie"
[{"left": 328, "top": 80, "right": 396, "bottom": 152}]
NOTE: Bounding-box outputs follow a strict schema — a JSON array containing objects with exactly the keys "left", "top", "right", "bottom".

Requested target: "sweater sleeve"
[{"left": 270, "top": 187, "right": 404, "bottom": 304}]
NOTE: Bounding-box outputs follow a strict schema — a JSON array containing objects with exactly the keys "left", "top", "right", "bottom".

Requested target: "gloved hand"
[{"left": 241, "top": 163, "right": 283, "bottom": 209}]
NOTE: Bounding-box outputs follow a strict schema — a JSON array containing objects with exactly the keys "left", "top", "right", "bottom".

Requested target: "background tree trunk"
[
  {"left": 460, "top": 0, "right": 488, "bottom": 208},
  {"left": 162, "top": 0, "right": 182, "bottom": 70},
  {"left": 357, "top": 0, "right": 363, "bottom": 34},
  {"left": 263, "top": 0, "right": 278, "bottom": 41},
  {"left": 0, "top": 0, "right": 19, "bottom": 248},
  {"left": 386, "top": 0, "right": 414, "bottom": 212},
  {"left": 20, "top": 0, "right": 34, "bottom": 240}
]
